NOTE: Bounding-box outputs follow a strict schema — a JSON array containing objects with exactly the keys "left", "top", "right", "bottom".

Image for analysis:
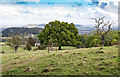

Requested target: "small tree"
[
  {"left": 27, "top": 37, "right": 35, "bottom": 46},
  {"left": 92, "top": 17, "right": 114, "bottom": 47},
  {"left": 25, "top": 43, "right": 32, "bottom": 51},
  {"left": 6, "top": 35, "right": 23, "bottom": 52}
]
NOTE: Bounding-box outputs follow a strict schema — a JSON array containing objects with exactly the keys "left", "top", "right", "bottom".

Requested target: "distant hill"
[
  {"left": 2, "top": 27, "right": 43, "bottom": 37},
  {"left": 25, "top": 24, "right": 82, "bottom": 28},
  {"left": 25, "top": 24, "right": 95, "bottom": 35},
  {"left": 25, "top": 24, "right": 46, "bottom": 28},
  {"left": 1, "top": 24, "right": 95, "bottom": 37},
  {"left": 74, "top": 24, "right": 82, "bottom": 27},
  {"left": 0, "top": 28, "right": 6, "bottom": 33}
]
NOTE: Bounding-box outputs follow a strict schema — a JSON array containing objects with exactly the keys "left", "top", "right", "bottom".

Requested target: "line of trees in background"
[
  {"left": 5, "top": 17, "right": 119, "bottom": 52},
  {"left": 37, "top": 18, "right": 119, "bottom": 50},
  {"left": 77, "top": 30, "right": 119, "bottom": 48}
]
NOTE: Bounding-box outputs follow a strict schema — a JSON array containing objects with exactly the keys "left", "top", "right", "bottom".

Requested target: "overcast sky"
[{"left": 0, "top": 0, "right": 119, "bottom": 28}]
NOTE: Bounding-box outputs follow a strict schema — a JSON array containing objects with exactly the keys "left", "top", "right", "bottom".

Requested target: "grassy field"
[
  {"left": 1, "top": 45, "right": 76, "bottom": 53},
  {"left": 1, "top": 45, "right": 119, "bottom": 75},
  {"left": 0, "top": 42, "right": 5, "bottom": 45}
]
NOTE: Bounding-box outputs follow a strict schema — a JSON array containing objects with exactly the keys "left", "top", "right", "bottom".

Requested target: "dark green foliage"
[
  {"left": 104, "top": 30, "right": 119, "bottom": 46},
  {"left": 37, "top": 20, "right": 118, "bottom": 49},
  {"left": 27, "top": 37, "right": 35, "bottom": 46},
  {"left": 37, "top": 44, "right": 46, "bottom": 50},
  {"left": 37, "top": 20, "right": 79, "bottom": 50},
  {"left": 76, "top": 41, "right": 82, "bottom": 48},
  {"left": 2, "top": 27, "right": 43, "bottom": 37},
  {"left": 99, "top": 47, "right": 104, "bottom": 50},
  {"left": 24, "top": 43, "right": 32, "bottom": 51},
  {"left": 24, "top": 37, "right": 35, "bottom": 51},
  {"left": 78, "top": 30, "right": 119, "bottom": 48},
  {"left": 34, "top": 44, "right": 46, "bottom": 51}
]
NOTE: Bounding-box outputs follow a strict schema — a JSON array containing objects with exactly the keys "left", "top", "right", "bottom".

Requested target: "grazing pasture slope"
[{"left": 2, "top": 46, "right": 118, "bottom": 75}]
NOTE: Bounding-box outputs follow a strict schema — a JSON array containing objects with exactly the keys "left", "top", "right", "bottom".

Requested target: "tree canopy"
[{"left": 37, "top": 20, "right": 80, "bottom": 50}]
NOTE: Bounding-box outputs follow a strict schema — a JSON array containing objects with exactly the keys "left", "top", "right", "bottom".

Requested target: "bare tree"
[{"left": 92, "top": 17, "right": 114, "bottom": 47}]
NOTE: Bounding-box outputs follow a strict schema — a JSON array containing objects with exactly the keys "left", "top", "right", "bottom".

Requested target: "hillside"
[
  {"left": 0, "top": 28, "right": 6, "bottom": 33},
  {"left": 2, "top": 27, "right": 43, "bottom": 37},
  {"left": 25, "top": 24, "right": 82, "bottom": 28},
  {"left": 1, "top": 24, "right": 118, "bottom": 37},
  {"left": 25, "top": 24, "right": 94, "bottom": 34},
  {"left": 25, "top": 24, "right": 95, "bottom": 35},
  {"left": 1, "top": 45, "right": 118, "bottom": 75},
  {"left": 1, "top": 24, "right": 94, "bottom": 37}
]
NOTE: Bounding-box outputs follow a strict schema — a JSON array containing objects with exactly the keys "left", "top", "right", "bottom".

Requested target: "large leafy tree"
[{"left": 37, "top": 20, "right": 79, "bottom": 50}]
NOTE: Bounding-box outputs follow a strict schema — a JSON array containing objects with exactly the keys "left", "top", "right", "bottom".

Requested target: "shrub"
[
  {"left": 24, "top": 43, "right": 32, "bottom": 51},
  {"left": 111, "top": 39, "right": 118, "bottom": 45},
  {"left": 99, "top": 47, "right": 104, "bottom": 50},
  {"left": 76, "top": 42, "right": 82, "bottom": 48},
  {"left": 38, "top": 44, "right": 46, "bottom": 50},
  {"left": 27, "top": 37, "right": 35, "bottom": 46},
  {"left": 34, "top": 44, "right": 46, "bottom": 51}
]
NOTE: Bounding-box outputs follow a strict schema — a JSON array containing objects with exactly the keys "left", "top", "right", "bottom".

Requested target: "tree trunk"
[
  {"left": 15, "top": 46, "right": 18, "bottom": 52},
  {"left": 102, "top": 35, "right": 105, "bottom": 47},
  {"left": 58, "top": 45, "right": 62, "bottom": 50}
]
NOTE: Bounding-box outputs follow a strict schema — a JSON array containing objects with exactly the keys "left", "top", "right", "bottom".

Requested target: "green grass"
[
  {"left": 0, "top": 42, "right": 5, "bottom": 44},
  {"left": 1, "top": 45, "right": 76, "bottom": 53},
  {"left": 1, "top": 45, "right": 119, "bottom": 75},
  {"left": 1, "top": 45, "right": 30, "bottom": 53},
  {"left": 0, "top": 42, "right": 5, "bottom": 45}
]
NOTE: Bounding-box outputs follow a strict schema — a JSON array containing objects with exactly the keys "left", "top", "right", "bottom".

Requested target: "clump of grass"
[
  {"left": 14, "top": 57, "right": 20, "bottom": 59},
  {"left": 41, "top": 68, "right": 61, "bottom": 73},
  {"left": 95, "top": 50, "right": 104, "bottom": 53},
  {"left": 99, "top": 47, "right": 104, "bottom": 50}
]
